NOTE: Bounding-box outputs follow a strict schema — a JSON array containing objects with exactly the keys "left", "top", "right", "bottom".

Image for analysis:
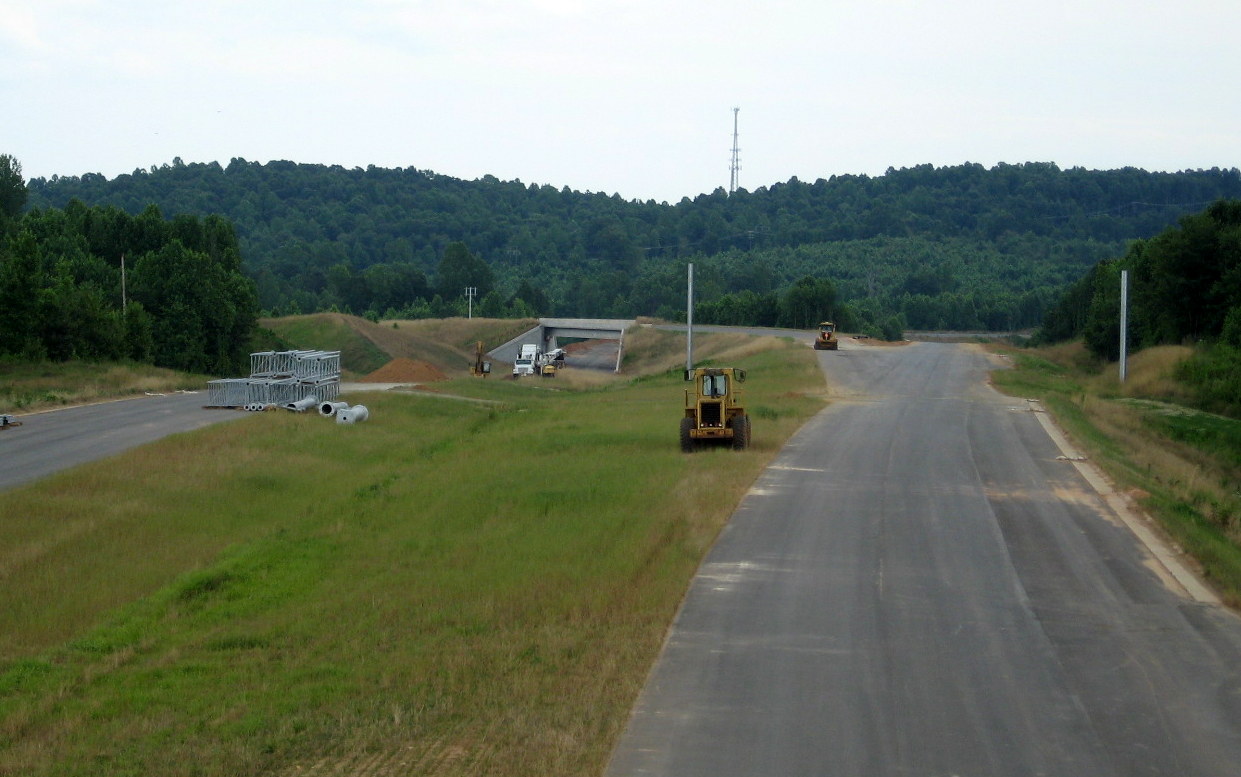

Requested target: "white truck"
[{"left": 512, "top": 343, "right": 541, "bottom": 377}]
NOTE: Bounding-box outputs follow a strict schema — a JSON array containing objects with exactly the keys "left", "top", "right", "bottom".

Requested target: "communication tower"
[{"left": 728, "top": 107, "right": 741, "bottom": 194}]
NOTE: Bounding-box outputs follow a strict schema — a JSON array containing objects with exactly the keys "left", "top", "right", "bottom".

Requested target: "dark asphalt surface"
[
  {"left": 0, "top": 393, "right": 245, "bottom": 492},
  {"left": 606, "top": 340, "right": 1241, "bottom": 776}
]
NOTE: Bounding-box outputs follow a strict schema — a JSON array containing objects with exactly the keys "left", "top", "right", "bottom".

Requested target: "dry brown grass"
[
  {"left": 1085, "top": 345, "right": 1196, "bottom": 402},
  {"left": 1034, "top": 340, "right": 1102, "bottom": 371},
  {"left": 0, "top": 362, "right": 206, "bottom": 413}
]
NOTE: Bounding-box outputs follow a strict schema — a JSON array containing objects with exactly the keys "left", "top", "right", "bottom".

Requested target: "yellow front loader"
[{"left": 681, "top": 367, "right": 751, "bottom": 452}]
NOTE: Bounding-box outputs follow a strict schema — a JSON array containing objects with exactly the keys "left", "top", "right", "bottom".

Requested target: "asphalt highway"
[
  {"left": 0, "top": 393, "right": 245, "bottom": 492},
  {"left": 606, "top": 340, "right": 1241, "bottom": 776}
]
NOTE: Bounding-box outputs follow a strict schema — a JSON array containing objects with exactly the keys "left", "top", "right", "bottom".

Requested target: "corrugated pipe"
[
  {"left": 319, "top": 401, "right": 349, "bottom": 417},
  {"left": 335, "top": 405, "right": 370, "bottom": 424},
  {"left": 283, "top": 395, "right": 318, "bottom": 413}
]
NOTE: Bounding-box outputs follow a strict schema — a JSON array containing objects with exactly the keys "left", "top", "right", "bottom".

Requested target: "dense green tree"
[
  {"left": 39, "top": 263, "right": 124, "bottom": 360},
  {"left": 0, "top": 154, "right": 26, "bottom": 222},
  {"left": 778, "top": 276, "right": 839, "bottom": 329},
  {"left": 0, "top": 230, "right": 44, "bottom": 356},
  {"left": 509, "top": 279, "right": 550, "bottom": 316},
  {"left": 326, "top": 262, "right": 369, "bottom": 313},
  {"left": 584, "top": 216, "right": 640, "bottom": 271},
  {"left": 478, "top": 290, "right": 506, "bottom": 318},
  {"left": 123, "top": 300, "right": 155, "bottom": 362},
  {"left": 435, "top": 242, "right": 494, "bottom": 302}
]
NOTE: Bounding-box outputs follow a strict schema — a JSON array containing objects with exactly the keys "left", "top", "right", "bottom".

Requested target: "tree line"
[
  {"left": 0, "top": 155, "right": 256, "bottom": 374},
  {"left": 24, "top": 158, "right": 1241, "bottom": 332}
]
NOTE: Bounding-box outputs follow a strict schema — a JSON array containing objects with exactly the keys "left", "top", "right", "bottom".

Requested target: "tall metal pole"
[
  {"left": 466, "top": 286, "right": 477, "bottom": 319},
  {"left": 1119, "top": 270, "right": 1129, "bottom": 383},
  {"left": 686, "top": 263, "right": 694, "bottom": 372},
  {"left": 729, "top": 107, "right": 741, "bottom": 195},
  {"left": 121, "top": 253, "right": 127, "bottom": 314}
]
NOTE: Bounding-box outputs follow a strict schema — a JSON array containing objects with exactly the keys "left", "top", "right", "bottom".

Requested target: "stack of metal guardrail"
[{"left": 206, "top": 350, "right": 341, "bottom": 409}]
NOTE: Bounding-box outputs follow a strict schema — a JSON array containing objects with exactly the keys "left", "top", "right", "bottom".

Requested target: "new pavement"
[{"left": 606, "top": 341, "right": 1241, "bottom": 776}]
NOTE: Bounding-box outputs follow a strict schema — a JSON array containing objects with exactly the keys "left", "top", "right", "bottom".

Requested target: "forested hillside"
[{"left": 22, "top": 157, "right": 1241, "bottom": 332}]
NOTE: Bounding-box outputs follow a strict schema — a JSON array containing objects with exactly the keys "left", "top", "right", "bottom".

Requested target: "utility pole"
[
  {"left": 1119, "top": 270, "right": 1129, "bottom": 383},
  {"left": 686, "top": 263, "right": 694, "bottom": 372},
  {"left": 121, "top": 253, "right": 127, "bottom": 314},
  {"left": 729, "top": 107, "right": 741, "bottom": 195},
  {"left": 465, "top": 286, "right": 477, "bottom": 319}
]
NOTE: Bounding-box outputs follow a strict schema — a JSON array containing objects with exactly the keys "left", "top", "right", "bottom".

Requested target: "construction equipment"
[
  {"left": 1, "top": 413, "right": 21, "bottom": 430},
  {"left": 470, "top": 341, "right": 492, "bottom": 377},
  {"left": 512, "top": 343, "right": 540, "bottom": 377},
  {"left": 681, "top": 367, "right": 750, "bottom": 452},
  {"left": 813, "top": 321, "right": 839, "bottom": 351}
]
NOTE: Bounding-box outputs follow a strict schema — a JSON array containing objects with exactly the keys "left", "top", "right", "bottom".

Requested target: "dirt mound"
[{"left": 362, "top": 357, "right": 449, "bottom": 383}]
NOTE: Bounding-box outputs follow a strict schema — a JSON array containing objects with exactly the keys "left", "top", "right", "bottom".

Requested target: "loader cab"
[
  {"left": 685, "top": 367, "right": 745, "bottom": 395},
  {"left": 701, "top": 372, "right": 729, "bottom": 398}
]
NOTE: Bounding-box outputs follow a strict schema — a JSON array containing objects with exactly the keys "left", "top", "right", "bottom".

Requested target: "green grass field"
[{"left": 0, "top": 333, "right": 825, "bottom": 776}]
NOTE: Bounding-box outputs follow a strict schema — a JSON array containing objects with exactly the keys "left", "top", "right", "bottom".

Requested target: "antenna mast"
[{"left": 728, "top": 107, "right": 741, "bottom": 194}]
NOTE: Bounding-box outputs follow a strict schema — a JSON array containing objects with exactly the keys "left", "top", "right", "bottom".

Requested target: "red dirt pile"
[{"left": 361, "top": 358, "right": 449, "bottom": 383}]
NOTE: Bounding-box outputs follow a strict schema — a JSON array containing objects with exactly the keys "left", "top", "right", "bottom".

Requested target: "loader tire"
[
  {"left": 680, "top": 417, "right": 695, "bottom": 453},
  {"left": 731, "top": 415, "right": 751, "bottom": 450}
]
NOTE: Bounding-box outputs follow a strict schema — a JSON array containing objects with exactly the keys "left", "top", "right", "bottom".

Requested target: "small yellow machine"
[
  {"left": 681, "top": 367, "right": 750, "bottom": 452},
  {"left": 813, "top": 321, "right": 839, "bottom": 351},
  {"left": 470, "top": 341, "right": 492, "bottom": 377}
]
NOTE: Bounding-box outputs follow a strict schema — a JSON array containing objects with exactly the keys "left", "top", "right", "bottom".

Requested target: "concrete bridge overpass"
[{"left": 491, "top": 318, "right": 635, "bottom": 372}]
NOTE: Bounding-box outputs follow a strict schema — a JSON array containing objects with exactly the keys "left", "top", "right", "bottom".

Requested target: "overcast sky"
[{"left": 4, "top": 0, "right": 1239, "bottom": 204}]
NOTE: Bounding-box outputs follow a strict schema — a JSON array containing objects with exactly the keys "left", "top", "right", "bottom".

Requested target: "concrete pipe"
[
  {"left": 319, "top": 401, "right": 349, "bottom": 417},
  {"left": 284, "top": 395, "right": 318, "bottom": 413},
  {"left": 335, "top": 404, "right": 370, "bottom": 424}
]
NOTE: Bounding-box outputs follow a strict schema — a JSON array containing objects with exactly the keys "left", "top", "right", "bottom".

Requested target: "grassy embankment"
[
  {"left": 0, "top": 323, "right": 825, "bottom": 777},
  {"left": 991, "top": 341, "right": 1241, "bottom": 607},
  {"left": 0, "top": 360, "right": 207, "bottom": 412}
]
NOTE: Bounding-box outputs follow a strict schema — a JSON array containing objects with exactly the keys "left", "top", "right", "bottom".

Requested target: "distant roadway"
[{"left": 606, "top": 337, "right": 1241, "bottom": 776}]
